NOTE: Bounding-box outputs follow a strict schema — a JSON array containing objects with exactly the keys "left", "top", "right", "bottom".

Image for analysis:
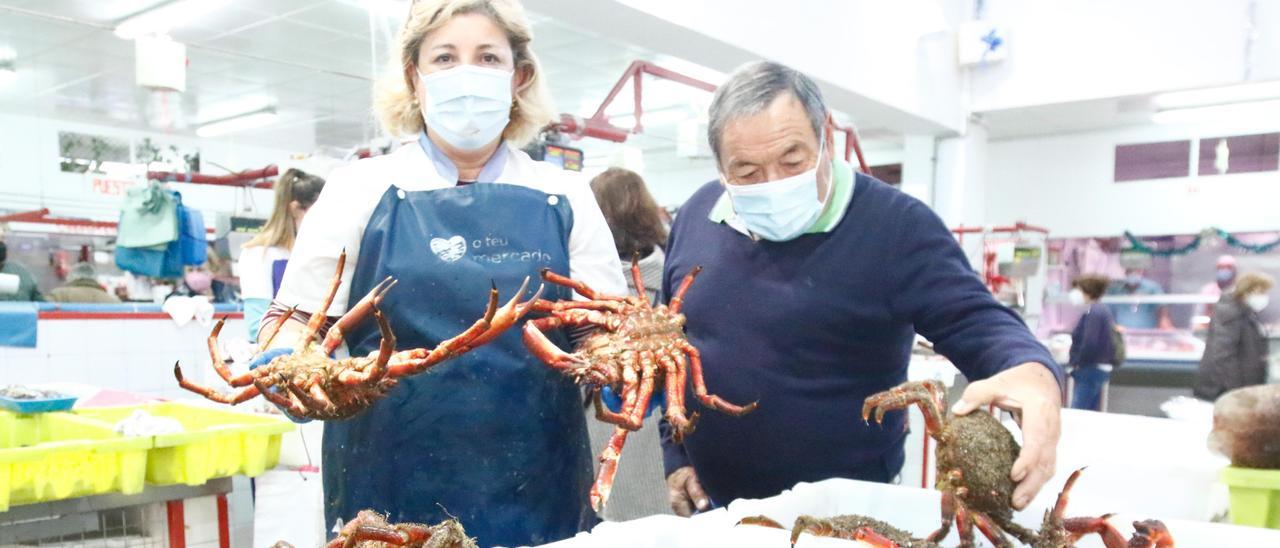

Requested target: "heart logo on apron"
[{"left": 429, "top": 235, "right": 467, "bottom": 262}]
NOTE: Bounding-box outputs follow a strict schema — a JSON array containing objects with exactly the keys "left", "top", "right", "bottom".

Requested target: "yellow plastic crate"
[
  {"left": 1221, "top": 466, "right": 1280, "bottom": 530},
  {"left": 0, "top": 410, "right": 150, "bottom": 511},
  {"left": 75, "top": 402, "right": 293, "bottom": 486}
]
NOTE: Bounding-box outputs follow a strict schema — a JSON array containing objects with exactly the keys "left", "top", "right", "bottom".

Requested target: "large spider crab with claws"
[
  {"left": 863, "top": 380, "right": 1175, "bottom": 548},
  {"left": 327, "top": 510, "right": 477, "bottom": 548},
  {"left": 175, "top": 250, "right": 540, "bottom": 420},
  {"left": 738, "top": 514, "right": 939, "bottom": 547},
  {"left": 521, "top": 257, "right": 758, "bottom": 510}
]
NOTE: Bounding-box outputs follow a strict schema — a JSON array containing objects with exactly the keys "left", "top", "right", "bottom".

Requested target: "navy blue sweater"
[
  {"left": 660, "top": 175, "right": 1062, "bottom": 506},
  {"left": 1069, "top": 303, "right": 1116, "bottom": 366}
]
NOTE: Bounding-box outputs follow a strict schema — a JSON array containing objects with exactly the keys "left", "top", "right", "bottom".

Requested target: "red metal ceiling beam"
[
  {"left": 951, "top": 222, "right": 1050, "bottom": 235},
  {"left": 148, "top": 165, "right": 278, "bottom": 189},
  {"left": 552, "top": 60, "right": 872, "bottom": 172},
  {"left": 0, "top": 208, "right": 118, "bottom": 229}
]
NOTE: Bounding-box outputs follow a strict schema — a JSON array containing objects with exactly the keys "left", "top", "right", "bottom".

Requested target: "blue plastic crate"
[{"left": 0, "top": 395, "right": 78, "bottom": 414}]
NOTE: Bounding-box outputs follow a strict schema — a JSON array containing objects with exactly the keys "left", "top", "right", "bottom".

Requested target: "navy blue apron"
[{"left": 323, "top": 183, "right": 596, "bottom": 547}]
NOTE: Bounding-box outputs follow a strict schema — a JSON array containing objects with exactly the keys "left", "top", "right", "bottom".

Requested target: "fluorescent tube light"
[
  {"left": 115, "top": 0, "right": 227, "bottom": 39},
  {"left": 1152, "top": 99, "right": 1280, "bottom": 125},
  {"left": 1152, "top": 81, "right": 1280, "bottom": 109},
  {"left": 196, "top": 108, "right": 279, "bottom": 137}
]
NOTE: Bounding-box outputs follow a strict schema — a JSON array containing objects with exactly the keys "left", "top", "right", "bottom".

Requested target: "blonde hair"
[
  {"left": 1232, "top": 272, "right": 1275, "bottom": 301},
  {"left": 374, "top": 0, "right": 554, "bottom": 146},
  {"left": 244, "top": 169, "right": 326, "bottom": 250}
]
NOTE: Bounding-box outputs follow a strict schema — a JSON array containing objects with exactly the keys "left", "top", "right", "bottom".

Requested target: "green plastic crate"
[
  {"left": 75, "top": 402, "right": 293, "bottom": 486},
  {"left": 0, "top": 410, "right": 150, "bottom": 511},
  {"left": 1221, "top": 466, "right": 1280, "bottom": 530}
]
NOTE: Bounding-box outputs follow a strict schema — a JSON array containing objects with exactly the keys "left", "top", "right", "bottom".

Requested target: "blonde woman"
[
  {"left": 260, "top": 1, "right": 624, "bottom": 545},
  {"left": 236, "top": 168, "right": 325, "bottom": 342}
]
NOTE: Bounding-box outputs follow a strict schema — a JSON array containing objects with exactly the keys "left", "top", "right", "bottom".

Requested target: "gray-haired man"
[{"left": 659, "top": 60, "right": 1064, "bottom": 517}]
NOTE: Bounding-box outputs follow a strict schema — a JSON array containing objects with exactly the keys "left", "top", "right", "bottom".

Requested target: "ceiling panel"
[{"left": 0, "top": 1, "right": 738, "bottom": 153}]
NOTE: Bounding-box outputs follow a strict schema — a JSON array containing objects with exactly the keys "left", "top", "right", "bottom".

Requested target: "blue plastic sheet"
[{"left": 0, "top": 302, "right": 38, "bottom": 347}]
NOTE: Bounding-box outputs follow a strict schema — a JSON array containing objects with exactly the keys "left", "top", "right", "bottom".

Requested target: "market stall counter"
[{"left": 537, "top": 478, "right": 1280, "bottom": 547}]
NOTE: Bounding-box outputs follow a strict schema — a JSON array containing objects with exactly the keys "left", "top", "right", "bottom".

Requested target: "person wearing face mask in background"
[
  {"left": 660, "top": 61, "right": 1064, "bottom": 516},
  {"left": 237, "top": 168, "right": 326, "bottom": 342},
  {"left": 1194, "top": 272, "right": 1275, "bottom": 401},
  {"left": 256, "top": 1, "right": 624, "bottom": 545},
  {"left": 1194, "top": 255, "right": 1237, "bottom": 327},
  {"left": 1065, "top": 275, "right": 1116, "bottom": 411},
  {"left": 0, "top": 231, "right": 43, "bottom": 302},
  {"left": 1106, "top": 267, "right": 1173, "bottom": 330}
]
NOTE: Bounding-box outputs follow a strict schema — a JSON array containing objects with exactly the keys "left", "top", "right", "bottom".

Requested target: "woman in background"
[
  {"left": 1195, "top": 272, "right": 1274, "bottom": 400},
  {"left": 590, "top": 167, "right": 667, "bottom": 304},
  {"left": 1067, "top": 274, "right": 1116, "bottom": 411},
  {"left": 237, "top": 168, "right": 325, "bottom": 342}
]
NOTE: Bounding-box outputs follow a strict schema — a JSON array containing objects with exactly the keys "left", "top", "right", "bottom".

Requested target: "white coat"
[{"left": 277, "top": 141, "right": 625, "bottom": 316}]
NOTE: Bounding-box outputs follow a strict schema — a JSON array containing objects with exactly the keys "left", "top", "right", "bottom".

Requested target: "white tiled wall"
[{"left": 1, "top": 317, "right": 248, "bottom": 401}]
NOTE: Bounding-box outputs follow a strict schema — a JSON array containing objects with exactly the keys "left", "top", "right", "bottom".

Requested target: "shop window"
[
  {"left": 869, "top": 163, "right": 902, "bottom": 186},
  {"left": 1113, "top": 140, "right": 1191, "bottom": 182},
  {"left": 58, "top": 131, "right": 129, "bottom": 174},
  {"left": 1198, "top": 133, "right": 1280, "bottom": 176}
]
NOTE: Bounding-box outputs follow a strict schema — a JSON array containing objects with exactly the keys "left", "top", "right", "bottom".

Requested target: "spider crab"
[
  {"left": 738, "top": 514, "right": 939, "bottom": 547},
  {"left": 1032, "top": 468, "right": 1174, "bottom": 548},
  {"left": 864, "top": 381, "right": 1176, "bottom": 548},
  {"left": 522, "top": 257, "right": 758, "bottom": 510},
  {"left": 175, "top": 250, "right": 540, "bottom": 420},
  {"left": 327, "top": 510, "right": 477, "bottom": 548}
]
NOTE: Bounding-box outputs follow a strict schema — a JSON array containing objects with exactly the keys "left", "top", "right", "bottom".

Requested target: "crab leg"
[
  {"left": 337, "top": 307, "right": 396, "bottom": 384},
  {"left": 173, "top": 362, "right": 262, "bottom": 404},
  {"left": 682, "top": 342, "right": 759, "bottom": 415},
  {"left": 258, "top": 306, "right": 297, "bottom": 352},
  {"left": 256, "top": 379, "right": 313, "bottom": 418},
  {"left": 539, "top": 268, "right": 624, "bottom": 301},
  {"left": 737, "top": 516, "right": 787, "bottom": 529},
  {"left": 628, "top": 254, "right": 650, "bottom": 306},
  {"left": 970, "top": 511, "right": 1012, "bottom": 548},
  {"left": 852, "top": 528, "right": 901, "bottom": 548},
  {"left": 321, "top": 276, "right": 397, "bottom": 355},
  {"left": 383, "top": 282, "right": 513, "bottom": 378},
  {"left": 333, "top": 524, "right": 434, "bottom": 548},
  {"left": 592, "top": 389, "right": 638, "bottom": 427},
  {"left": 466, "top": 277, "right": 543, "bottom": 348},
  {"left": 590, "top": 425, "right": 631, "bottom": 512},
  {"left": 659, "top": 353, "right": 694, "bottom": 441},
  {"left": 1062, "top": 516, "right": 1129, "bottom": 548},
  {"left": 668, "top": 265, "right": 702, "bottom": 314},
  {"left": 862, "top": 380, "right": 946, "bottom": 437},
  {"left": 1129, "top": 519, "right": 1175, "bottom": 548},
  {"left": 630, "top": 352, "right": 659, "bottom": 425},
  {"left": 302, "top": 250, "right": 347, "bottom": 348},
  {"left": 529, "top": 298, "right": 623, "bottom": 314},
  {"left": 521, "top": 311, "right": 613, "bottom": 382},
  {"left": 928, "top": 490, "right": 957, "bottom": 542}
]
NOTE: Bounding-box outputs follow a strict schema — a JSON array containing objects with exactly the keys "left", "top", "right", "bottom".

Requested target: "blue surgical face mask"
[
  {"left": 1125, "top": 274, "right": 1142, "bottom": 286},
  {"left": 1217, "top": 268, "right": 1235, "bottom": 284},
  {"left": 419, "top": 65, "right": 513, "bottom": 151},
  {"left": 722, "top": 137, "right": 831, "bottom": 242}
]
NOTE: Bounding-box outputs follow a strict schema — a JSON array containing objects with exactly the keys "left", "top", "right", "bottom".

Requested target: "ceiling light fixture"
[
  {"left": 1151, "top": 99, "right": 1280, "bottom": 125},
  {"left": 1152, "top": 81, "right": 1280, "bottom": 109},
  {"left": 196, "top": 107, "right": 279, "bottom": 138},
  {"left": 115, "top": 0, "right": 228, "bottom": 40}
]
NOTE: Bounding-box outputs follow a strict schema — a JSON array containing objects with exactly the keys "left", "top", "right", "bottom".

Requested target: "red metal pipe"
[
  {"left": 554, "top": 60, "right": 872, "bottom": 170},
  {"left": 833, "top": 123, "right": 871, "bottom": 174},
  {"left": 216, "top": 494, "right": 231, "bottom": 548},
  {"left": 553, "top": 114, "right": 631, "bottom": 143},
  {"left": 148, "top": 165, "right": 278, "bottom": 189},
  {"left": 0, "top": 208, "right": 119, "bottom": 230},
  {"left": 166, "top": 500, "right": 186, "bottom": 548},
  {"left": 951, "top": 222, "right": 1050, "bottom": 235}
]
